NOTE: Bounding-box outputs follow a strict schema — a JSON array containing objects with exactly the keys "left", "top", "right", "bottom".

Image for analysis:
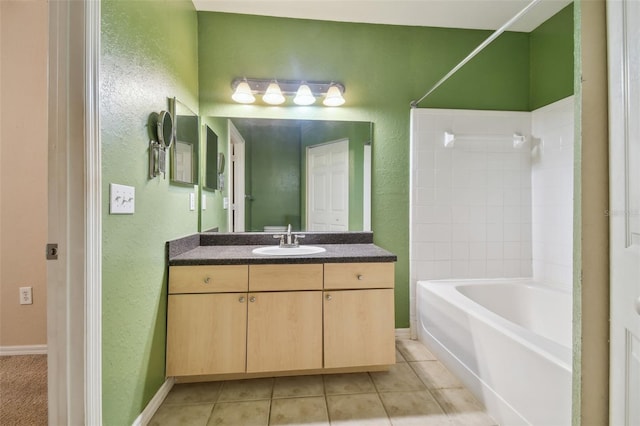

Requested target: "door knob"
[
  {"left": 239, "top": 296, "right": 245, "bottom": 303},
  {"left": 326, "top": 294, "right": 332, "bottom": 301},
  {"left": 249, "top": 296, "right": 256, "bottom": 303}
]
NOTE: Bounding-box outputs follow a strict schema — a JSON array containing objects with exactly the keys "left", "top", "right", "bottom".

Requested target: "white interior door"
[
  {"left": 608, "top": 2, "right": 640, "bottom": 425},
  {"left": 307, "top": 139, "right": 349, "bottom": 231},
  {"left": 229, "top": 120, "right": 245, "bottom": 232}
]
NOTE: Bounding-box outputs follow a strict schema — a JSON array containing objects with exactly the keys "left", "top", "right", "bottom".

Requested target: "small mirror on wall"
[
  {"left": 203, "top": 125, "right": 218, "bottom": 191},
  {"left": 170, "top": 97, "right": 199, "bottom": 185},
  {"left": 149, "top": 110, "right": 174, "bottom": 179}
]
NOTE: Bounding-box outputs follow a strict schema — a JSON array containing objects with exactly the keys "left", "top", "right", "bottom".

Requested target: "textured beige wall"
[
  {"left": 573, "top": 0, "right": 610, "bottom": 424},
  {"left": 0, "top": 0, "right": 48, "bottom": 347}
]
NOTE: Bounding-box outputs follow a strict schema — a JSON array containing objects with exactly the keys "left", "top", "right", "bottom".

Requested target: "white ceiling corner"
[{"left": 191, "top": 0, "right": 572, "bottom": 32}]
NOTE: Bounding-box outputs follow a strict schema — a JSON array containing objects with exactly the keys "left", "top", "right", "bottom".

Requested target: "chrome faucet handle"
[
  {"left": 293, "top": 234, "right": 305, "bottom": 246},
  {"left": 273, "top": 234, "right": 285, "bottom": 246}
]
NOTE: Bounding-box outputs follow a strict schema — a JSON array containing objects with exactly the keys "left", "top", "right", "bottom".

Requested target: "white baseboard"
[
  {"left": 0, "top": 344, "right": 47, "bottom": 356},
  {"left": 132, "top": 377, "right": 175, "bottom": 426},
  {"left": 395, "top": 328, "right": 411, "bottom": 339}
]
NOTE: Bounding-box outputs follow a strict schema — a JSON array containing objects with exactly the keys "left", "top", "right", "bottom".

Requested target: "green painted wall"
[
  {"left": 530, "top": 3, "right": 574, "bottom": 110},
  {"left": 197, "top": 12, "right": 532, "bottom": 328},
  {"left": 239, "top": 122, "right": 302, "bottom": 231},
  {"left": 100, "top": 0, "right": 199, "bottom": 424}
]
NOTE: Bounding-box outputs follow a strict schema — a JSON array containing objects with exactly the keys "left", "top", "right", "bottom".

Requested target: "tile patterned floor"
[{"left": 150, "top": 338, "right": 497, "bottom": 426}]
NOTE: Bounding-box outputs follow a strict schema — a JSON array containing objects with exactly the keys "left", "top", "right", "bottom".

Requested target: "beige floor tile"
[
  {"left": 217, "top": 378, "right": 274, "bottom": 402},
  {"left": 409, "top": 361, "right": 462, "bottom": 390},
  {"left": 207, "top": 400, "right": 271, "bottom": 426},
  {"left": 163, "top": 382, "right": 223, "bottom": 405},
  {"left": 370, "top": 363, "right": 426, "bottom": 393},
  {"left": 326, "top": 393, "right": 391, "bottom": 426},
  {"left": 396, "top": 339, "right": 436, "bottom": 362},
  {"left": 269, "top": 396, "right": 329, "bottom": 426},
  {"left": 395, "top": 348, "right": 407, "bottom": 363},
  {"left": 379, "top": 391, "right": 451, "bottom": 426},
  {"left": 432, "top": 388, "right": 497, "bottom": 426},
  {"left": 272, "top": 375, "right": 324, "bottom": 399},
  {"left": 149, "top": 402, "right": 214, "bottom": 426},
  {"left": 323, "top": 373, "right": 376, "bottom": 395}
]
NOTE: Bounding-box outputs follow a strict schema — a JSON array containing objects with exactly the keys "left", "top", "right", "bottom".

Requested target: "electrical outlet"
[{"left": 20, "top": 287, "right": 33, "bottom": 305}]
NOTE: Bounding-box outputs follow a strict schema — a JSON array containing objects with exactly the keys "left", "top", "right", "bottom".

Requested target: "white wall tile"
[{"left": 410, "top": 108, "right": 539, "bottom": 282}]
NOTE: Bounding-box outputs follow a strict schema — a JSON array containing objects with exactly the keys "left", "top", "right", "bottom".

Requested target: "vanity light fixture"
[
  {"left": 231, "top": 78, "right": 346, "bottom": 107},
  {"left": 293, "top": 83, "right": 316, "bottom": 106},
  {"left": 323, "top": 84, "right": 346, "bottom": 107},
  {"left": 231, "top": 79, "right": 256, "bottom": 104},
  {"left": 262, "top": 81, "right": 286, "bottom": 105}
]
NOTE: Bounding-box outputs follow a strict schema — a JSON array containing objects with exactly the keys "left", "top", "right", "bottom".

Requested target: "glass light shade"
[
  {"left": 323, "top": 85, "right": 345, "bottom": 106},
  {"left": 293, "top": 84, "right": 316, "bottom": 105},
  {"left": 231, "top": 81, "right": 255, "bottom": 104},
  {"left": 262, "top": 82, "right": 285, "bottom": 105}
]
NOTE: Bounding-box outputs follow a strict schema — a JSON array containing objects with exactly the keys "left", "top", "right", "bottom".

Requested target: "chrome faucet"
[{"left": 273, "top": 224, "right": 305, "bottom": 248}]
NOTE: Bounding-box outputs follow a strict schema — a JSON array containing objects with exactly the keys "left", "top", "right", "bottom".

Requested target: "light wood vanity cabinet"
[
  {"left": 166, "top": 261, "right": 394, "bottom": 379},
  {"left": 166, "top": 265, "right": 248, "bottom": 376},
  {"left": 247, "top": 291, "right": 322, "bottom": 373},
  {"left": 324, "top": 262, "right": 395, "bottom": 368}
]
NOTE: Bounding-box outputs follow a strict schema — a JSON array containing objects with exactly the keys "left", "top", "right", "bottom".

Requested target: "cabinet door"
[
  {"left": 324, "top": 289, "right": 395, "bottom": 368},
  {"left": 167, "top": 293, "right": 247, "bottom": 376},
  {"left": 246, "top": 291, "right": 322, "bottom": 373}
]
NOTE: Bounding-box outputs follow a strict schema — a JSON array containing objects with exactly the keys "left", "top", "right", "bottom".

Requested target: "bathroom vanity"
[{"left": 166, "top": 232, "right": 397, "bottom": 382}]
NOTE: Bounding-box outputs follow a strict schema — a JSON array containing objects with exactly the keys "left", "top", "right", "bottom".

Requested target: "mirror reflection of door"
[
  {"left": 307, "top": 139, "right": 349, "bottom": 231},
  {"left": 229, "top": 120, "right": 245, "bottom": 232}
]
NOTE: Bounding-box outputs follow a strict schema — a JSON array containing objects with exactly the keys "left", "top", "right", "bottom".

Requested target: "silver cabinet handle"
[
  {"left": 326, "top": 294, "right": 332, "bottom": 301},
  {"left": 239, "top": 296, "right": 245, "bottom": 303},
  {"left": 357, "top": 274, "right": 364, "bottom": 281},
  {"left": 249, "top": 296, "right": 256, "bottom": 303},
  {"left": 204, "top": 276, "right": 211, "bottom": 284}
]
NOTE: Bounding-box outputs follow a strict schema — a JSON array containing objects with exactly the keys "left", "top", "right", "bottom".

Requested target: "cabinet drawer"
[
  {"left": 169, "top": 265, "right": 248, "bottom": 294},
  {"left": 249, "top": 264, "right": 323, "bottom": 291},
  {"left": 324, "top": 262, "right": 394, "bottom": 289}
]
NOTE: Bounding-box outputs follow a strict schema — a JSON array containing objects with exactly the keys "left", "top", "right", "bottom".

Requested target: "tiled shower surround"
[
  {"left": 410, "top": 96, "right": 574, "bottom": 286},
  {"left": 531, "top": 97, "right": 574, "bottom": 289}
]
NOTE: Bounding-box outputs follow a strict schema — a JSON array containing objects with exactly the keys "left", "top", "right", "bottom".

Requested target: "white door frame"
[
  {"left": 228, "top": 120, "right": 246, "bottom": 232},
  {"left": 607, "top": 1, "right": 640, "bottom": 424},
  {"left": 47, "top": 0, "right": 102, "bottom": 423}
]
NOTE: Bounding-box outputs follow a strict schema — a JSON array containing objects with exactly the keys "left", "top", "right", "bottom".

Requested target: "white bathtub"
[{"left": 417, "top": 278, "right": 572, "bottom": 426}]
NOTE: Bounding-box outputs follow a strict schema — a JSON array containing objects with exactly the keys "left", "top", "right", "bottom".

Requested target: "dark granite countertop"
[{"left": 167, "top": 232, "right": 397, "bottom": 265}]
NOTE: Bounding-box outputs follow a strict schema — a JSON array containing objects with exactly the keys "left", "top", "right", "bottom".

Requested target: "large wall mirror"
[
  {"left": 170, "top": 98, "right": 199, "bottom": 185},
  {"left": 207, "top": 117, "right": 372, "bottom": 233}
]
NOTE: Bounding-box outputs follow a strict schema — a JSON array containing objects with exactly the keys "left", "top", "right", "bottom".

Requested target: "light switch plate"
[
  {"left": 201, "top": 194, "right": 207, "bottom": 210},
  {"left": 223, "top": 197, "right": 229, "bottom": 210},
  {"left": 189, "top": 193, "right": 196, "bottom": 211},
  {"left": 110, "top": 183, "right": 135, "bottom": 214}
]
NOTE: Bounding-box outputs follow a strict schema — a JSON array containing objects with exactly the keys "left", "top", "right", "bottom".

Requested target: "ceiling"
[{"left": 192, "top": 0, "right": 572, "bottom": 33}]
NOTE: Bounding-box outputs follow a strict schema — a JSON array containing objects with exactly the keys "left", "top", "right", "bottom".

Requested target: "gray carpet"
[{"left": 0, "top": 355, "right": 47, "bottom": 425}]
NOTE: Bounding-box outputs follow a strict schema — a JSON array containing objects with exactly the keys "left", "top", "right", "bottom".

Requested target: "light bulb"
[
  {"left": 323, "top": 84, "right": 345, "bottom": 107},
  {"left": 262, "top": 81, "right": 285, "bottom": 105},
  {"left": 231, "top": 81, "right": 255, "bottom": 104},
  {"left": 293, "top": 83, "right": 316, "bottom": 106}
]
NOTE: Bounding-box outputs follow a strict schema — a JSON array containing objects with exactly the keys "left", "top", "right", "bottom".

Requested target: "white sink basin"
[{"left": 252, "top": 245, "right": 326, "bottom": 256}]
